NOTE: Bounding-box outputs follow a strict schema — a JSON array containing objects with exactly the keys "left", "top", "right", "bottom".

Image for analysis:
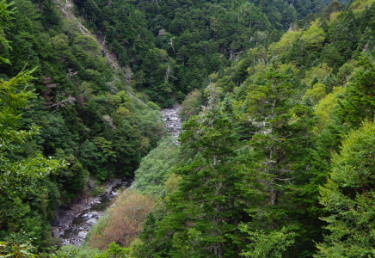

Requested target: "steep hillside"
[
  {"left": 72, "top": 0, "right": 325, "bottom": 106},
  {"left": 0, "top": 0, "right": 164, "bottom": 251},
  {"left": 132, "top": 1, "right": 375, "bottom": 257},
  {"left": 4, "top": 0, "right": 375, "bottom": 257}
]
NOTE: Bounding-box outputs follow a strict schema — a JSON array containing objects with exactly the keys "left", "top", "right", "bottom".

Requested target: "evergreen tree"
[
  {"left": 336, "top": 53, "right": 375, "bottom": 128},
  {"left": 137, "top": 89, "right": 246, "bottom": 257},
  {"left": 316, "top": 121, "right": 375, "bottom": 257},
  {"left": 238, "top": 63, "right": 318, "bottom": 256}
]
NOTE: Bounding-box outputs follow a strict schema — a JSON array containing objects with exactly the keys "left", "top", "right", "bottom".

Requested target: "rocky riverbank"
[
  {"left": 53, "top": 178, "right": 132, "bottom": 246},
  {"left": 161, "top": 105, "right": 182, "bottom": 142},
  {"left": 53, "top": 105, "right": 182, "bottom": 246}
]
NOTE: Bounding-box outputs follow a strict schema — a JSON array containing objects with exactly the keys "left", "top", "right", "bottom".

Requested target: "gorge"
[
  {"left": 54, "top": 105, "right": 182, "bottom": 246},
  {"left": 2, "top": 0, "right": 375, "bottom": 257}
]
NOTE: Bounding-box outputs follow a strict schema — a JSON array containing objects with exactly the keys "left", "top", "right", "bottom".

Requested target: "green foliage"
[
  {"left": 136, "top": 90, "right": 247, "bottom": 257},
  {"left": 91, "top": 183, "right": 105, "bottom": 196},
  {"left": 5, "top": 0, "right": 375, "bottom": 256},
  {"left": 302, "top": 19, "right": 326, "bottom": 49},
  {"left": 271, "top": 29, "right": 304, "bottom": 54},
  {"left": 135, "top": 138, "right": 179, "bottom": 196},
  {"left": 164, "top": 173, "right": 182, "bottom": 195},
  {"left": 179, "top": 89, "right": 202, "bottom": 121},
  {"left": 240, "top": 226, "right": 296, "bottom": 258},
  {"left": 314, "top": 86, "right": 345, "bottom": 130},
  {"left": 71, "top": 0, "right": 323, "bottom": 106},
  {"left": 0, "top": 67, "right": 67, "bottom": 197},
  {"left": 0, "top": 0, "right": 165, "bottom": 251},
  {"left": 0, "top": 232, "right": 37, "bottom": 257},
  {"left": 316, "top": 121, "right": 375, "bottom": 257},
  {"left": 336, "top": 53, "right": 375, "bottom": 128},
  {"left": 0, "top": 68, "right": 66, "bottom": 252},
  {"left": 0, "top": 0, "right": 15, "bottom": 64},
  {"left": 130, "top": 1, "right": 375, "bottom": 258},
  {"left": 301, "top": 63, "right": 333, "bottom": 86},
  {"left": 237, "top": 64, "right": 320, "bottom": 256},
  {"left": 57, "top": 244, "right": 103, "bottom": 258},
  {"left": 303, "top": 83, "right": 327, "bottom": 104},
  {"left": 94, "top": 242, "right": 127, "bottom": 258}
]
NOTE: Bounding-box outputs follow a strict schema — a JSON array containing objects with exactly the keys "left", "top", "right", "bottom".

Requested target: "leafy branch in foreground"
[{"left": 0, "top": 68, "right": 67, "bottom": 197}]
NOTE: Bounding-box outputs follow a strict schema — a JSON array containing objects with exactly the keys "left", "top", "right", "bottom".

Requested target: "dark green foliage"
[
  {"left": 5, "top": 0, "right": 375, "bottom": 256},
  {"left": 136, "top": 1, "right": 375, "bottom": 257},
  {"left": 137, "top": 93, "right": 248, "bottom": 257},
  {"left": 321, "top": 1, "right": 346, "bottom": 19},
  {"left": 336, "top": 53, "right": 375, "bottom": 128},
  {"left": 70, "top": 0, "right": 324, "bottom": 106},
  {"left": 94, "top": 242, "right": 127, "bottom": 258},
  {"left": 319, "top": 0, "right": 348, "bottom": 5},
  {"left": 239, "top": 66, "right": 321, "bottom": 257},
  {"left": 0, "top": 0, "right": 165, "bottom": 251}
]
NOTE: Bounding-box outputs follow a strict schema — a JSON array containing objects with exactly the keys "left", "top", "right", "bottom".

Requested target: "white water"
[
  {"left": 161, "top": 105, "right": 182, "bottom": 142},
  {"left": 54, "top": 105, "right": 182, "bottom": 246},
  {"left": 54, "top": 179, "right": 130, "bottom": 246}
]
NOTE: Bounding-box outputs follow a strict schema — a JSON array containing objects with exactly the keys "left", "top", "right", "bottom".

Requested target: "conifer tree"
[
  {"left": 239, "top": 62, "right": 317, "bottom": 256},
  {"left": 0, "top": 0, "right": 67, "bottom": 197},
  {"left": 137, "top": 88, "right": 245, "bottom": 258},
  {"left": 316, "top": 121, "right": 375, "bottom": 257},
  {"left": 336, "top": 53, "right": 375, "bottom": 128},
  {"left": 244, "top": 62, "right": 314, "bottom": 206}
]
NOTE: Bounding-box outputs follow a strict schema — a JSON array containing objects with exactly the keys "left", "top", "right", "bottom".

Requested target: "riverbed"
[
  {"left": 52, "top": 178, "right": 133, "bottom": 246},
  {"left": 54, "top": 105, "right": 182, "bottom": 246},
  {"left": 161, "top": 104, "right": 182, "bottom": 143}
]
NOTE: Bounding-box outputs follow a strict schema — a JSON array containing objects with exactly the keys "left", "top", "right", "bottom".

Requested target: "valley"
[{"left": 1, "top": 0, "right": 375, "bottom": 257}]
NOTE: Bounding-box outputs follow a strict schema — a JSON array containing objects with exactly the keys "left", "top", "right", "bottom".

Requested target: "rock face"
[{"left": 161, "top": 105, "right": 182, "bottom": 142}]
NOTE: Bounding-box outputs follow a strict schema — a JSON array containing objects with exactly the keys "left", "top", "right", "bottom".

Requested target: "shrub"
[{"left": 87, "top": 190, "right": 154, "bottom": 249}]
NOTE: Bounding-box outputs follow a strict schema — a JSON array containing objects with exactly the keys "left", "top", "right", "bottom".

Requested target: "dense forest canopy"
[
  {"left": 2, "top": 0, "right": 375, "bottom": 257},
  {"left": 72, "top": 0, "right": 325, "bottom": 105},
  {"left": 0, "top": 0, "right": 165, "bottom": 251}
]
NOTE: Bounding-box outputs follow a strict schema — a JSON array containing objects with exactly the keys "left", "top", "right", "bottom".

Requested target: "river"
[
  {"left": 53, "top": 105, "right": 182, "bottom": 246},
  {"left": 161, "top": 104, "right": 182, "bottom": 143},
  {"left": 52, "top": 178, "right": 133, "bottom": 246}
]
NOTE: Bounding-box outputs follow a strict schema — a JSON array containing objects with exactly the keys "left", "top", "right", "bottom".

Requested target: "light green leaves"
[
  {"left": 134, "top": 138, "right": 179, "bottom": 196},
  {"left": 240, "top": 225, "right": 296, "bottom": 258},
  {"left": 316, "top": 121, "right": 375, "bottom": 257},
  {"left": 0, "top": 0, "right": 15, "bottom": 64}
]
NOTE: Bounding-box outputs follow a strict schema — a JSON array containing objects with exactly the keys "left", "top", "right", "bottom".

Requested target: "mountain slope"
[
  {"left": 133, "top": 1, "right": 375, "bottom": 257},
  {"left": 72, "top": 0, "right": 325, "bottom": 106},
  {"left": 0, "top": 0, "right": 165, "bottom": 251}
]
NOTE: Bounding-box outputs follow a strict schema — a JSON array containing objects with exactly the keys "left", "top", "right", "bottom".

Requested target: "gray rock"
[
  {"left": 78, "top": 231, "right": 87, "bottom": 239},
  {"left": 52, "top": 227, "right": 60, "bottom": 237},
  {"left": 87, "top": 218, "right": 97, "bottom": 225},
  {"left": 161, "top": 105, "right": 182, "bottom": 144}
]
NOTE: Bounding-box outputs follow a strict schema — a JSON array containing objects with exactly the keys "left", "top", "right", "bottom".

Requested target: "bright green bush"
[{"left": 135, "top": 138, "right": 179, "bottom": 196}]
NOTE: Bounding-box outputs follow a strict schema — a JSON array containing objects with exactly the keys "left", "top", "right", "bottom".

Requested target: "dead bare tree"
[
  {"left": 50, "top": 93, "right": 76, "bottom": 110},
  {"left": 165, "top": 66, "right": 171, "bottom": 83},
  {"left": 41, "top": 77, "right": 56, "bottom": 107},
  {"left": 169, "top": 38, "right": 175, "bottom": 53},
  {"left": 66, "top": 68, "right": 78, "bottom": 78}
]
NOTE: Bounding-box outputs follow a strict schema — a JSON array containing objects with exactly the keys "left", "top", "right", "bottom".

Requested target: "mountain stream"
[
  {"left": 161, "top": 104, "right": 182, "bottom": 143},
  {"left": 53, "top": 105, "right": 182, "bottom": 246}
]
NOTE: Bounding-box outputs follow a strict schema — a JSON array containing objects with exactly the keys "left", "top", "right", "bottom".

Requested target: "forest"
[{"left": 1, "top": 0, "right": 375, "bottom": 257}]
